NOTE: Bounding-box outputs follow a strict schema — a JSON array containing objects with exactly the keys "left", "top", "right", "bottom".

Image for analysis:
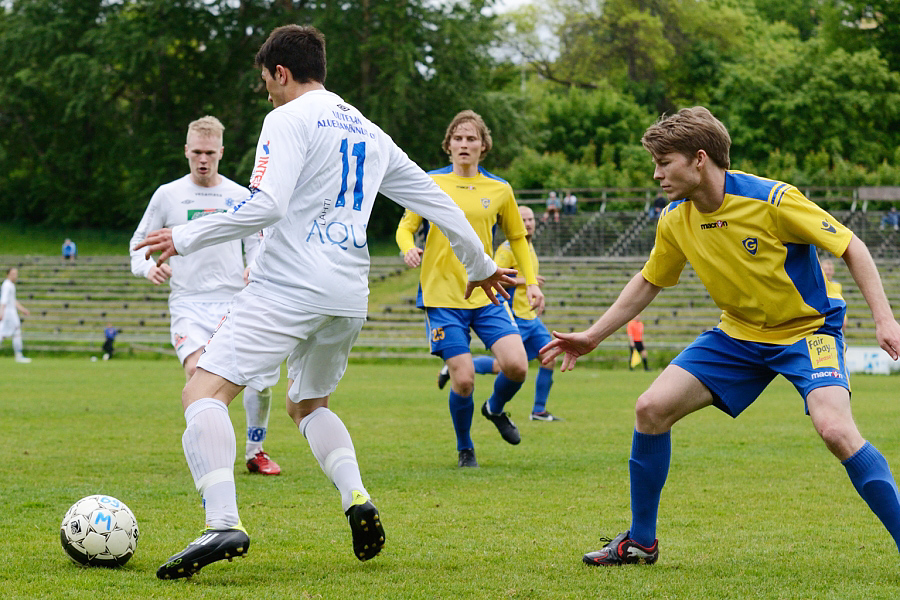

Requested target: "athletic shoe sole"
[
  {"left": 156, "top": 527, "right": 250, "bottom": 579},
  {"left": 345, "top": 500, "right": 385, "bottom": 561}
]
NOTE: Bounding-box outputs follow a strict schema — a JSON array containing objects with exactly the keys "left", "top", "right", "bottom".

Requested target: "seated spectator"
[
  {"left": 62, "top": 238, "right": 77, "bottom": 265},
  {"left": 563, "top": 191, "right": 577, "bottom": 215},
  {"left": 650, "top": 195, "right": 667, "bottom": 219},
  {"left": 881, "top": 206, "right": 899, "bottom": 231},
  {"left": 543, "top": 191, "right": 561, "bottom": 223}
]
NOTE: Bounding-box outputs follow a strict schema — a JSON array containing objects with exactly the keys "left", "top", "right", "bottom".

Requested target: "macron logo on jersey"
[
  {"left": 249, "top": 141, "right": 271, "bottom": 189},
  {"left": 700, "top": 220, "right": 728, "bottom": 230},
  {"left": 821, "top": 220, "right": 836, "bottom": 233}
]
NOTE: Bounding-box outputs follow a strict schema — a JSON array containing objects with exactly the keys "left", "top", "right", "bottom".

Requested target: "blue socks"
[
  {"left": 473, "top": 355, "right": 495, "bottom": 374},
  {"left": 448, "top": 390, "right": 474, "bottom": 451},
  {"left": 629, "top": 430, "right": 671, "bottom": 548},
  {"left": 532, "top": 367, "right": 553, "bottom": 414},
  {"left": 843, "top": 441, "right": 900, "bottom": 551},
  {"left": 487, "top": 372, "right": 523, "bottom": 415}
]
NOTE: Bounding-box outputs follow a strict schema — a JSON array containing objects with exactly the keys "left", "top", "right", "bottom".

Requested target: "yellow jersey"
[
  {"left": 642, "top": 171, "right": 852, "bottom": 344},
  {"left": 494, "top": 239, "right": 540, "bottom": 320},
  {"left": 396, "top": 166, "right": 535, "bottom": 308}
]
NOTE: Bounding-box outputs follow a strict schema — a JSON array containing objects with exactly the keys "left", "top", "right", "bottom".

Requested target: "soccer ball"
[{"left": 60, "top": 495, "right": 139, "bottom": 567}]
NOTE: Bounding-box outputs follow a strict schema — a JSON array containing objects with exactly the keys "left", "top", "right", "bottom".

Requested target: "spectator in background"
[
  {"left": 880, "top": 206, "right": 899, "bottom": 231},
  {"left": 62, "top": 238, "right": 77, "bottom": 265},
  {"left": 0, "top": 267, "right": 31, "bottom": 363},
  {"left": 651, "top": 195, "right": 667, "bottom": 219},
  {"left": 543, "top": 190, "right": 561, "bottom": 223},
  {"left": 102, "top": 324, "right": 120, "bottom": 360},
  {"left": 626, "top": 315, "right": 649, "bottom": 371},
  {"left": 563, "top": 190, "right": 578, "bottom": 215}
]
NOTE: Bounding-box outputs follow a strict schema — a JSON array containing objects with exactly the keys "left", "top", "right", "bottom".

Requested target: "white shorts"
[
  {"left": 0, "top": 314, "right": 21, "bottom": 339},
  {"left": 197, "top": 290, "right": 363, "bottom": 403},
  {"left": 169, "top": 301, "right": 232, "bottom": 364}
]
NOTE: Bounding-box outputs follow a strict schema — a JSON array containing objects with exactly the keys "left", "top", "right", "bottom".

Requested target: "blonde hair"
[
  {"left": 186, "top": 116, "right": 225, "bottom": 143},
  {"left": 442, "top": 110, "right": 493, "bottom": 157},
  {"left": 641, "top": 106, "right": 731, "bottom": 169}
]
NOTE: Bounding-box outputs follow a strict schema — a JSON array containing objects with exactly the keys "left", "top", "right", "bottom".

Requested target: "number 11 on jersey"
[{"left": 336, "top": 138, "right": 365, "bottom": 211}]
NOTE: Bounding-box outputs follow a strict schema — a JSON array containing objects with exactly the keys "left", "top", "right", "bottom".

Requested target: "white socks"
[
  {"left": 299, "top": 407, "right": 368, "bottom": 512},
  {"left": 12, "top": 331, "right": 24, "bottom": 356},
  {"left": 182, "top": 398, "right": 239, "bottom": 529},
  {"left": 243, "top": 387, "right": 272, "bottom": 460}
]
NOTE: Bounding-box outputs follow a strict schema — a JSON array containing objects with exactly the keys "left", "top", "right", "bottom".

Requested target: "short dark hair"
[
  {"left": 642, "top": 106, "right": 731, "bottom": 169},
  {"left": 255, "top": 25, "right": 326, "bottom": 84}
]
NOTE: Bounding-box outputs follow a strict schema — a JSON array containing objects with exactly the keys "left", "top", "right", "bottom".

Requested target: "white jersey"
[
  {"left": 172, "top": 89, "right": 496, "bottom": 318},
  {"left": 0, "top": 278, "right": 20, "bottom": 327},
  {"left": 130, "top": 175, "right": 261, "bottom": 304}
]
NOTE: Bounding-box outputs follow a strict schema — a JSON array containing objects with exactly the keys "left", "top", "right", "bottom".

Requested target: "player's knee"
[
  {"left": 815, "top": 418, "right": 862, "bottom": 459},
  {"left": 500, "top": 360, "right": 527, "bottom": 382},
  {"left": 634, "top": 392, "right": 668, "bottom": 431},
  {"left": 453, "top": 377, "right": 475, "bottom": 397}
]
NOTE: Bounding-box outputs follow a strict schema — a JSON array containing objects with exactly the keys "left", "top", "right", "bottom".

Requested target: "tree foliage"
[
  {"left": 1, "top": 0, "right": 900, "bottom": 239},
  {"left": 0, "top": 0, "right": 511, "bottom": 238}
]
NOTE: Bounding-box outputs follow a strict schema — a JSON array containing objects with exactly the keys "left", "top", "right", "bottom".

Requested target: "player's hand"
[
  {"left": 144, "top": 263, "right": 173, "bottom": 285},
  {"left": 466, "top": 267, "right": 516, "bottom": 305},
  {"left": 243, "top": 266, "right": 251, "bottom": 286},
  {"left": 526, "top": 283, "right": 544, "bottom": 316},
  {"left": 540, "top": 329, "right": 599, "bottom": 372},
  {"left": 20, "top": 307, "right": 30, "bottom": 317},
  {"left": 134, "top": 228, "right": 177, "bottom": 267},
  {"left": 403, "top": 247, "right": 423, "bottom": 268},
  {"left": 876, "top": 318, "right": 900, "bottom": 361}
]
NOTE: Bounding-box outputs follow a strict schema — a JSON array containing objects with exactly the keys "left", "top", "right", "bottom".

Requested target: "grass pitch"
[{"left": 3, "top": 358, "right": 900, "bottom": 598}]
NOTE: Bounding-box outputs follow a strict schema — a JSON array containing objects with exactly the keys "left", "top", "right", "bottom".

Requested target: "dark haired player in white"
[
  {"left": 138, "top": 25, "right": 514, "bottom": 579},
  {"left": 543, "top": 106, "right": 900, "bottom": 566}
]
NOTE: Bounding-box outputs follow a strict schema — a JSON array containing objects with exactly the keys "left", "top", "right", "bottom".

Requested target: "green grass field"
[{"left": 3, "top": 358, "right": 900, "bottom": 599}]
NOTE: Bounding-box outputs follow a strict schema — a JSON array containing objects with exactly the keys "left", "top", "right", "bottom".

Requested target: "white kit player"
[
  {"left": 0, "top": 267, "right": 32, "bottom": 363},
  {"left": 130, "top": 116, "right": 281, "bottom": 476},
  {"left": 137, "top": 25, "right": 515, "bottom": 579}
]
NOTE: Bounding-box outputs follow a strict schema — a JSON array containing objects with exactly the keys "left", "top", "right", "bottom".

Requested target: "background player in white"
[
  {"left": 136, "top": 25, "right": 515, "bottom": 579},
  {"left": 0, "top": 267, "right": 32, "bottom": 363},
  {"left": 130, "top": 116, "right": 281, "bottom": 476}
]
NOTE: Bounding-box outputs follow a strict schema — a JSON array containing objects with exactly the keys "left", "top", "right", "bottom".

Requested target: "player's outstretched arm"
[
  {"left": 133, "top": 228, "right": 177, "bottom": 267},
  {"left": 541, "top": 272, "right": 663, "bottom": 371},
  {"left": 842, "top": 234, "right": 900, "bottom": 360},
  {"left": 466, "top": 267, "right": 517, "bottom": 305},
  {"left": 540, "top": 330, "right": 599, "bottom": 372}
]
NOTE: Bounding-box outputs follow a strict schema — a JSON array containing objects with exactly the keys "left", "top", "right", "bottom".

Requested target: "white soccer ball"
[{"left": 60, "top": 495, "right": 139, "bottom": 567}]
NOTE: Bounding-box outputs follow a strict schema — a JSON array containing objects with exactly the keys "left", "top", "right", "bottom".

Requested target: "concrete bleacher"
[
  {"left": 0, "top": 255, "right": 406, "bottom": 358},
  {"left": 3, "top": 208, "right": 898, "bottom": 362}
]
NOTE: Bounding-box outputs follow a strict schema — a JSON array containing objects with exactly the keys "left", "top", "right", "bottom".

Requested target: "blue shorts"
[
  {"left": 671, "top": 328, "right": 850, "bottom": 417},
  {"left": 515, "top": 316, "right": 553, "bottom": 361},
  {"left": 425, "top": 305, "right": 519, "bottom": 360}
]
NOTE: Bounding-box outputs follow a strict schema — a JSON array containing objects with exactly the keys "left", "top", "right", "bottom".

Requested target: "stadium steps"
[{"left": 3, "top": 241, "right": 897, "bottom": 359}]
